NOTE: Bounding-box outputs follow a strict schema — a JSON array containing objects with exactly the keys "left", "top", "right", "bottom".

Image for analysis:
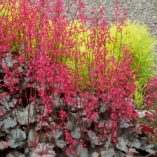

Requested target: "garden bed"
[{"left": 0, "top": 0, "right": 157, "bottom": 156}]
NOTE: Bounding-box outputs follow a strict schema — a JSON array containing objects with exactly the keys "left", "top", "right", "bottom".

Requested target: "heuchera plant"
[{"left": 0, "top": 0, "right": 157, "bottom": 156}]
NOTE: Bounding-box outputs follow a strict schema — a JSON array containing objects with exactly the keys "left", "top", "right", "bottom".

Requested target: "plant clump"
[{"left": 0, "top": 0, "right": 157, "bottom": 156}]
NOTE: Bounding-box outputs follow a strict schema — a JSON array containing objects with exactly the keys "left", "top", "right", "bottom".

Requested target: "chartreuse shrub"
[
  {"left": 108, "top": 21, "right": 156, "bottom": 106},
  {"left": 0, "top": 4, "right": 11, "bottom": 17}
]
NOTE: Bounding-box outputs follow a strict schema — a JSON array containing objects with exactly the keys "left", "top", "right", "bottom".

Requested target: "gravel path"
[{"left": 81, "top": 0, "right": 157, "bottom": 37}]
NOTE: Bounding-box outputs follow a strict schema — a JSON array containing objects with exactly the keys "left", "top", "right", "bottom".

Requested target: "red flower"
[{"left": 141, "top": 125, "right": 154, "bottom": 134}]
